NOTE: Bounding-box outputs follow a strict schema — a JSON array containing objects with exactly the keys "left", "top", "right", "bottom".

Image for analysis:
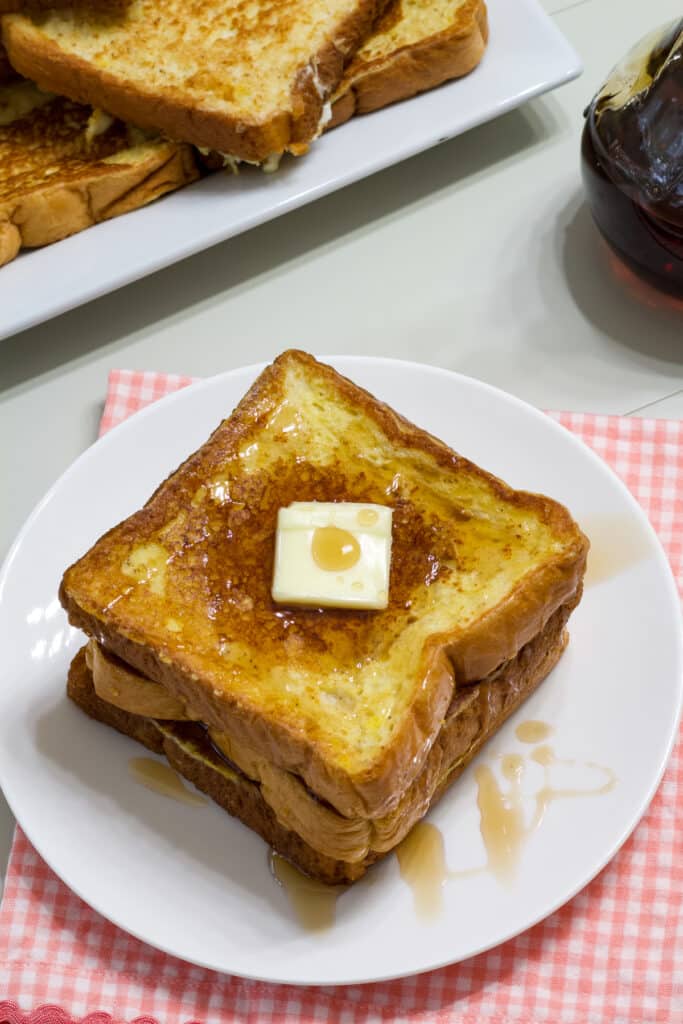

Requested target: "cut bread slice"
[
  {"left": 330, "top": 0, "right": 488, "bottom": 128},
  {"left": 60, "top": 351, "right": 588, "bottom": 823},
  {"left": 2, "top": 0, "right": 388, "bottom": 163},
  {"left": 0, "top": 77, "right": 198, "bottom": 267},
  {"left": 68, "top": 590, "right": 573, "bottom": 882}
]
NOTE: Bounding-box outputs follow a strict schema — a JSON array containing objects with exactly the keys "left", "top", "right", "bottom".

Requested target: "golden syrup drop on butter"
[
  {"left": 311, "top": 526, "right": 361, "bottom": 572},
  {"left": 515, "top": 720, "right": 553, "bottom": 744},
  {"left": 474, "top": 763, "right": 526, "bottom": 885},
  {"left": 357, "top": 508, "right": 379, "bottom": 527},
  {"left": 270, "top": 852, "right": 342, "bottom": 931},
  {"left": 396, "top": 822, "right": 448, "bottom": 920},
  {"left": 129, "top": 757, "right": 206, "bottom": 805}
]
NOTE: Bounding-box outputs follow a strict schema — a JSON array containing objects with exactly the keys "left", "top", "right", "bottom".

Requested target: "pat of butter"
[{"left": 272, "top": 502, "right": 392, "bottom": 610}]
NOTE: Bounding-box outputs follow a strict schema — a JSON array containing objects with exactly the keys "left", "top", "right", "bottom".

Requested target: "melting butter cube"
[{"left": 272, "top": 502, "right": 393, "bottom": 609}]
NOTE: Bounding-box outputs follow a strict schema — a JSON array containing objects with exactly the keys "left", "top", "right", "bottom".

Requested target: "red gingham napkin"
[{"left": 1, "top": 369, "right": 681, "bottom": 1024}]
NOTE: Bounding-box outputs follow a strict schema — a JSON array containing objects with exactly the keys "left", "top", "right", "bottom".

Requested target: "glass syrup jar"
[{"left": 581, "top": 19, "right": 683, "bottom": 297}]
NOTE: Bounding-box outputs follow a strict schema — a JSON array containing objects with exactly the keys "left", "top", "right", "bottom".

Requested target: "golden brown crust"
[
  {"left": 0, "top": 133, "right": 198, "bottom": 267},
  {"left": 1, "top": 20, "right": 289, "bottom": 161},
  {"left": 67, "top": 648, "right": 369, "bottom": 884},
  {"left": 68, "top": 648, "right": 168, "bottom": 755},
  {"left": 60, "top": 350, "right": 588, "bottom": 821},
  {"left": 374, "top": 591, "right": 576, "bottom": 850},
  {"left": 287, "top": 0, "right": 392, "bottom": 150},
  {"left": 329, "top": 0, "right": 488, "bottom": 129},
  {"left": 67, "top": 595, "right": 572, "bottom": 882},
  {"left": 3, "top": 0, "right": 389, "bottom": 160}
]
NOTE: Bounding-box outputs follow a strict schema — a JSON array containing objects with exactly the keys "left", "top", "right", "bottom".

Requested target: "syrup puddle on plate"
[
  {"left": 270, "top": 852, "right": 345, "bottom": 931},
  {"left": 128, "top": 757, "right": 207, "bottom": 806},
  {"left": 270, "top": 720, "right": 617, "bottom": 929},
  {"left": 515, "top": 719, "right": 553, "bottom": 744},
  {"left": 580, "top": 517, "right": 653, "bottom": 586},
  {"left": 396, "top": 720, "right": 616, "bottom": 916},
  {"left": 396, "top": 822, "right": 481, "bottom": 920}
]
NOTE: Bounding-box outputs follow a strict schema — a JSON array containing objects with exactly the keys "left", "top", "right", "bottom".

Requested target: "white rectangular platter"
[{"left": 0, "top": 0, "right": 581, "bottom": 341}]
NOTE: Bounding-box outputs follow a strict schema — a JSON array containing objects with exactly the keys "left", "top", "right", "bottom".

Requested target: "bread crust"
[
  {"left": 0, "top": 140, "right": 198, "bottom": 267},
  {"left": 60, "top": 350, "right": 588, "bottom": 822},
  {"left": 67, "top": 647, "right": 370, "bottom": 884},
  {"left": 3, "top": 0, "right": 389, "bottom": 160},
  {"left": 67, "top": 595, "right": 572, "bottom": 883},
  {"left": 329, "top": 0, "right": 488, "bottom": 129}
]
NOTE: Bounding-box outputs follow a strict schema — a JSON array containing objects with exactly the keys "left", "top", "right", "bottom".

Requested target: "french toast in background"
[
  {"left": 60, "top": 351, "right": 588, "bottom": 883},
  {"left": 2, "top": 0, "right": 389, "bottom": 162},
  {"left": 0, "top": 0, "right": 489, "bottom": 263},
  {"left": 330, "top": 0, "right": 488, "bottom": 127},
  {"left": 0, "top": 72, "right": 198, "bottom": 267}
]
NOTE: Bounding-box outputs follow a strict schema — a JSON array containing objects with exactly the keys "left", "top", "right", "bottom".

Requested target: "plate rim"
[{"left": 0, "top": 355, "right": 681, "bottom": 986}]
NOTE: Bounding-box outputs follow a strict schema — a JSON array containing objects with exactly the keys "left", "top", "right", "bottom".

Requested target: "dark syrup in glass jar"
[{"left": 581, "top": 20, "right": 683, "bottom": 297}]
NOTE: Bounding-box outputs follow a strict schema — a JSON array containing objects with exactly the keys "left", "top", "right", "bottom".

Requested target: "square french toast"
[{"left": 61, "top": 350, "right": 588, "bottom": 882}]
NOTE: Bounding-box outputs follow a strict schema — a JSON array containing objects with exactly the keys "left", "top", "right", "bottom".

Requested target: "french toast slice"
[
  {"left": 60, "top": 351, "right": 588, "bottom": 821},
  {"left": 68, "top": 589, "right": 573, "bottom": 882},
  {"left": 2, "top": 0, "right": 387, "bottom": 163},
  {"left": 330, "top": 0, "right": 488, "bottom": 128},
  {"left": 82, "top": 589, "right": 575, "bottom": 867},
  {"left": 0, "top": 77, "right": 198, "bottom": 267}
]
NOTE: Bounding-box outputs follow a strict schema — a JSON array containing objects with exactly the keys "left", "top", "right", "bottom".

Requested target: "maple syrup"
[
  {"left": 581, "top": 19, "right": 683, "bottom": 296},
  {"left": 357, "top": 508, "right": 379, "bottom": 527},
  {"left": 129, "top": 757, "right": 207, "bottom": 805},
  {"left": 311, "top": 526, "right": 361, "bottom": 571},
  {"left": 515, "top": 720, "right": 553, "bottom": 744},
  {"left": 270, "top": 852, "right": 343, "bottom": 930},
  {"left": 396, "top": 822, "right": 450, "bottom": 920},
  {"left": 474, "top": 762, "right": 527, "bottom": 885}
]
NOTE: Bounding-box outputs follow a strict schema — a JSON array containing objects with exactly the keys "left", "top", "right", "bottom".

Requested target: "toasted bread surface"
[
  {"left": 68, "top": 596, "right": 571, "bottom": 882},
  {"left": 60, "top": 351, "right": 587, "bottom": 819},
  {"left": 330, "top": 0, "right": 488, "bottom": 128},
  {"left": 84, "top": 593, "right": 575, "bottom": 864},
  {"left": 0, "top": 80, "right": 198, "bottom": 266},
  {"left": 3, "top": 0, "right": 387, "bottom": 160},
  {"left": 67, "top": 647, "right": 370, "bottom": 884}
]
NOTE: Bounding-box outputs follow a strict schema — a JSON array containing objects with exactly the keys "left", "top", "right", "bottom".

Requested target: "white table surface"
[{"left": 1, "top": 0, "right": 681, "bottom": 888}]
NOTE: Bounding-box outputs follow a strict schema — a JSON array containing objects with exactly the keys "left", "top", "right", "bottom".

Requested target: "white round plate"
[{"left": 0, "top": 358, "right": 680, "bottom": 986}]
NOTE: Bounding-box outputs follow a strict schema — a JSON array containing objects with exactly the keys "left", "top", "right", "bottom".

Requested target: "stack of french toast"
[
  {"left": 0, "top": 0, "right": 488, "bottom": 266},
  {"left": 60, "top": 351, "right": 588, "bottom": 884}
]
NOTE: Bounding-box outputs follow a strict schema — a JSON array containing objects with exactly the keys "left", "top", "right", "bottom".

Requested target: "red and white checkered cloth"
[{"left": 1, "top": 369, "right": 681, "bottom": 1024}]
